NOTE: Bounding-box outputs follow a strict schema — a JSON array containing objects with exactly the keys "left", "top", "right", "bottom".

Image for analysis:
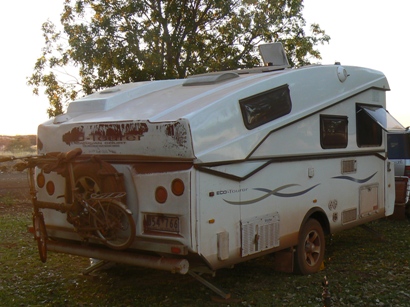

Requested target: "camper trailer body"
[{"left": 34, "top": 47, "right": 400, "bottom": 275}]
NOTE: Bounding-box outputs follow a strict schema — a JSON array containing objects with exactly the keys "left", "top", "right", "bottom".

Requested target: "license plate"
[{"left": 145, "top": 215, "right": 179, "bottom": 233}]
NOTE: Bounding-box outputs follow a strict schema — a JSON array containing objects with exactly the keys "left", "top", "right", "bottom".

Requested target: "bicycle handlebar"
[
  {"left": 58, "top": 148, "right": 83, "bottom": 162},
  {"left": 43, "top": 148, "right": 83, "bottom": 173},
  {"left": 0, "top": 148, "right": 84, "bottom": 173}
]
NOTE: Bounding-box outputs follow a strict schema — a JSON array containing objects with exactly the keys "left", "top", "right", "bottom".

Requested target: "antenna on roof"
[{"left": 258, "top": 43, "right": 290, "bottom": 69}]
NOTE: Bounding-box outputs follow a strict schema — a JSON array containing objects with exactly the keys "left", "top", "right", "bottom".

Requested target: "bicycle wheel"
[
  {"left": 33, "top": 211, "right": 47, "bottom": 263},
  {"left": 92, "top": 199, "right": 136, "bottom": 250}
]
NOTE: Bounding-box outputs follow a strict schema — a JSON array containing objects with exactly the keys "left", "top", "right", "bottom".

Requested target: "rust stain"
[
  {"left": 62, "top": 122, "right": 149, "bottom": 145},
  {"left": 164, "top": 122, "right": 187, "bottom": 147}
]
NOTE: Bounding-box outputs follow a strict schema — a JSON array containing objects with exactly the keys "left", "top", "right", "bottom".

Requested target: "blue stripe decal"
[
  {"left": 331, "top": 172, "right": 377, "bottom": 183},
  {"left": 224, "top": 183, "right": 320, "bottom": 205}
]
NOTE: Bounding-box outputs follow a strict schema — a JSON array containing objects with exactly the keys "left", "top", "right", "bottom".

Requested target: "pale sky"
[{"left": 0, "top": 0, "right": 409, "bottom": 136}]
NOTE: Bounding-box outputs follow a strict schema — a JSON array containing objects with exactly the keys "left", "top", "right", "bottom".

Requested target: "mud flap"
[{"left": 273, "top": 247, "right": 294, "bottom": 273}]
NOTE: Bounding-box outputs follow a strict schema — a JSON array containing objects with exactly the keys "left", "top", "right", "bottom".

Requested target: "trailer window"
[
  {"left": 240, "top": 85, "right": 291, "bottom": 130},
  {"left": 356, "top": 106, "right": 382, "bottom": 147},
  {"left": 387, "top": 133, "right": 410, "bottom": 159},
  {"left": 320, "top": 115, "right": 348, "bottom": 149}
]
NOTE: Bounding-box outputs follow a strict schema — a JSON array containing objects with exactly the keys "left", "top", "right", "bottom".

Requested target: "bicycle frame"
[{"left": 20, "top": 148, "right": 136, "bottom": 261}]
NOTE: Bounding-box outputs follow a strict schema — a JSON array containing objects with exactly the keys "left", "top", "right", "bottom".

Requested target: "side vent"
[
  {"left": 342, "top": 208, "right": 357, "bottom": 224},
  {"left": 341, "top": 159, "right": 357, "bottom": 174},
  {"left": 241, "top": 213, "right": 280, "bottom": 257}
]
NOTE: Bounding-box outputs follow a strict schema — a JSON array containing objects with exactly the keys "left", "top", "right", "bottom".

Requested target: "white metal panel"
[
  {"left": 189, "top": 66, "right": 389, "bottom": 163},
  {"left": 132, "top": 169, "right": 191, "bottom": 242},
  {"left": 38, "top": 119, "right": 194, "bottom": 158},
  {"left": 39, "top": 64, "right": 389, "bottom": 163},
  {"left": 251, "top": 89, "right": 387, "bottom": 159},
  {"left": 67, "top": 80, "right": 184, "bottom": 114},
  {"left": 196, "top": 171, "right": 241, "bottom": 263}
]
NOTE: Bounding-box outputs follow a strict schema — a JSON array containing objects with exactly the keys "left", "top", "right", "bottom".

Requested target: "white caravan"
[{"left": 28, "top": 43, "right": 403, "bottom": 295}]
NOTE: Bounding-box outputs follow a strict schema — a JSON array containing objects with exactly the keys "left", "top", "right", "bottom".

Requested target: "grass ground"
[{"left": 1, "top": 199, "right": 410, "bottom": 306}]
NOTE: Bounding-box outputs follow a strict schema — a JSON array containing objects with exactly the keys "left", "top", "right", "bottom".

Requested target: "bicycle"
[{"left": 10, "top": 148, "right": 136, "bottom": 262}]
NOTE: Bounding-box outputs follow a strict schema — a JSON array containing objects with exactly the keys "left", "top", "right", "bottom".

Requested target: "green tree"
[{"left": 28, "top": 0, "right": 330, "bottom": 117}]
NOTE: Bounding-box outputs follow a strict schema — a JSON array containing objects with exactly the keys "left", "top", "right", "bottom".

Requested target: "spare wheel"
[{"left": 73, "top": 158, "right": 126, "bottom": 199}]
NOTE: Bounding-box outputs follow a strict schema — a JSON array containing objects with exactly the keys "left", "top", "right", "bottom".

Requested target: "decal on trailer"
[
  {"left": 223, "top": 183, "right": 320, "bottom": 205},
  {"left": 223, "top": 172, "right": 378, "bottom": 206},
  {"left": 62, "top": 122, "right": 149, "bottom": 145},
  {"left": 56, "top": 121, "right": 192, "bottom": 156}
]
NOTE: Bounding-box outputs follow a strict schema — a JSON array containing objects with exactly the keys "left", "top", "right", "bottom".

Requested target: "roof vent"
[
  {"left": 183, "top": 72, "right": 239, "bottom": 86},
  {"left": 100, "top": 87, "right": 121, "bottom": 94},
  {"left": 53, "top": 114, "right": 71, "bottom": 124},
  {"left": 258, "top": 43, "right": 290, "bottom": 69}
]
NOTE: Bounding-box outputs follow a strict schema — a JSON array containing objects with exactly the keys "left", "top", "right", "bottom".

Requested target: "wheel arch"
[
  {"left": 299, "top": 207, "right": 330, "bottom": 238},
  {"left": 293, "top": 207, "right": 329, "bottom": 275}
]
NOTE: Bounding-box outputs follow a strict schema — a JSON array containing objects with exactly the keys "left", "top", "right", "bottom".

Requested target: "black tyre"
[
  {"left": 33, "top": 211, "right": 47, "bottom": 263},
  {"left": 295, "top": 218, "right": 325, "bottom": 275},
  {"left": 92, "top": 199, "right": 136, "bottom": 250}
]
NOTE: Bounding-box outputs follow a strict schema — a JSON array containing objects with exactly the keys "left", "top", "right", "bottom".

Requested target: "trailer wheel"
[{"left": 295, "top": 218, "right": 325, "bottom": 275}]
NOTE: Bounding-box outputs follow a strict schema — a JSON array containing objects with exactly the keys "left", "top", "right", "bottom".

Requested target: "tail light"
[
  {"left": 37, "top": 172, "right": 46, "bottom": 188},
  {"left": 46, "top": 181, "right": 55, "bottom": 195},
  {"left": 155, "top": 186, "right": 168, "bottom": 203},
  {"left": 155, "top": 178, "right": 185, "bottom": 203},
  {"left": 171, "top": 246, "right": 182, "bottom": 254},
  {"left": 171, "top": 179, "right": 185, "bottom": 196}
]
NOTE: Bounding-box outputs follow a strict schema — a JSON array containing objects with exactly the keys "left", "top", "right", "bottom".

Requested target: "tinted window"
[
  {"left": 387, "top": 133, "right": 410, "bottom": 159},
  {"left": 360, "top": 105, "right": 404, "bottom": 132},
  {"left": 240, "top": 85, "right": 291, "bottom": 130},
  {"left": 356, "top": 105, "right": 382, "bottom": 147},
  {"left": 320, "top": 115, "right": 348, "bottom": 149}
]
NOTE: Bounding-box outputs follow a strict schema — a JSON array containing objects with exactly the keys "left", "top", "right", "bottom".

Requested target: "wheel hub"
[{"left": 305, "top": 241, "right": 315, "bottom": 253}]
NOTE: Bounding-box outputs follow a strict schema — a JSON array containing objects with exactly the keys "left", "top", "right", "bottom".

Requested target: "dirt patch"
[
  {"left": 0, "top": 170, "right": 30, "bottom": 189},
  {"left": 0, "top": 169, "right": 31, "bottom": 215}
]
